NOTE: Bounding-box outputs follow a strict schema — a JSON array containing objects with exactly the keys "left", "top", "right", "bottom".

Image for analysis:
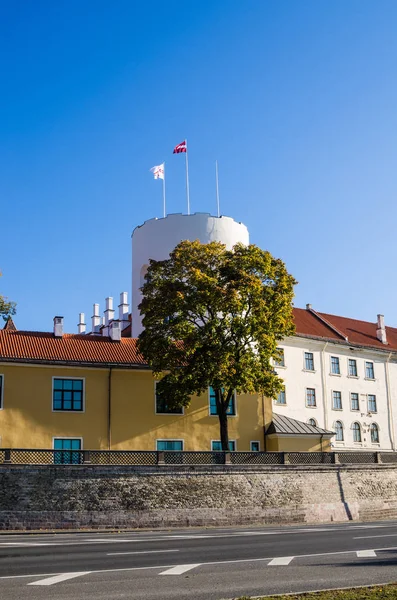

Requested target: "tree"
[
  {"left": 0, "top": 272, "right": 16, "bottom": 322},
  {"left": 138, "top": 241, "right": 296, "bottom": 451}
]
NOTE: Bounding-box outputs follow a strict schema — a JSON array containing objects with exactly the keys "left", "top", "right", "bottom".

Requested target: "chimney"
[
  {"left": 78, "top": 313, "right": 86, "bottom": 334},
  {"left": 118, "top": 292, "right": 130, "bottom": 329},
  {"left": 376, "top": 314, "right": 387, "bottom": 344},
  {"left": 109, "top": 320, "right": 121, "bottom": 342},
  {"left": 53, "top": 316, "right": 64, "bottom": 338},
  {"left": 91, "top": 304, "right": 101, "bottom": 333},
  {"left": 306, "top": 303, "right": 312, "bottom": 310},
  {"left": 103, "top": 297, "right": 115, "bottom": 336}
]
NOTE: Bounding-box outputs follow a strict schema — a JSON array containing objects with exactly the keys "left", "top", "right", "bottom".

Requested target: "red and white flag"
[
  {"left": 150, "top": 163, "right": 165, "bottom": 180},
  {"left": 173, "top": 140, "right": 187, "bottom": 154}
]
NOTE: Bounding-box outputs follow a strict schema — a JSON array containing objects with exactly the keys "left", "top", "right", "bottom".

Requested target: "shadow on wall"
[{"left": 337, "top": 468, "right": 353, "bottom": 521}]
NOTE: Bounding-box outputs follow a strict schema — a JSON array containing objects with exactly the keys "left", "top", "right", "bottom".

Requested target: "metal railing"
[{"left": 0, "top": 449, "right": 394, "bottom": 466}]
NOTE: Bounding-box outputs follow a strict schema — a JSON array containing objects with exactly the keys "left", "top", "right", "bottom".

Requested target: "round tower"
[{"left": 131, "top": 213, "right": 249, "bottom": 337}]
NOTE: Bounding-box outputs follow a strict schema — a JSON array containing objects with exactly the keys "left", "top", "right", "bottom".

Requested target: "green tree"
[
  {"left": 0, "top": 272, "right": 16, "bottom": 322},
  {"left": 138, "top": 241, "right": 296, "bottom": 451}
]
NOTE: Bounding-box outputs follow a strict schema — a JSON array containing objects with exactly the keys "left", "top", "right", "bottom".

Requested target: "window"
[
  {"left": 368, "top": 394, "right": 377, "bottom": 413},
  {"left": 155, "top": 384, "right": 183, "bottom": 414},
  {"left": 352, "top": 422, "right": 362, "bottom": 443},
  {"left": 250, "top": 441, "right": 260, "bottom": 452},
  {"left": 211, "top": 440, "right": 236, "bottom": 451},
  {"left": 305, "top": 352, "right": 314, "bottom": 371},
  {"left": 348, "top": 359, "right": 358, "bottom": 377},
  {"left": 307, "top": 418, "right": 317, "bottom": 427},
  {"left": 209, "top": 387, "right": 236, "bottom": 416},
  {"left": 274, "top": 348, "right": 285, "bottom": 367},
  {"left": 275, "top": 389, "right": 286, "bottom": 405},
  {"left": 335, "top": 421, "right": 344, "bottom": 441},
  {"left": 156, "top": 440, "right": 183, "bottom": 451},
  {"left": 53, "top": 439, "right": 82, "bottom": 464},
  {"left": 0, "top": 374, "right": 3, "bottom": 409},
  {"left": 370, "top": 423, "right": 380, "bottom": 444},
  {"left": 365, "top": 361, "right": 375, "bottom": 380},
  {"left": 330, "top": 356, "right": 340, "bottom": 375},
  {"left": 53, "top": 378, "right": 84, "bottom": 411},
  {"left": 332, "top": 391, "right": 342, "bottom": 410},
  {"left": 350, "top": 393, "right": 359, "bottom": 411},
  {"left": 306, "top": 388, "right": 316, "bottom": 407}
]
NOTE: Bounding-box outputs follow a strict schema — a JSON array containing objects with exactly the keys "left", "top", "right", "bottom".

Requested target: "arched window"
[
  {"left": 352, "top": 422, "right": 362, "bottom": 443},
  {"left": 335, "top": 421, "right": 344, "bottom": 441},
  {"left": 307, "top": 418, "right": 317, "bottom": 427},
  {"left": 370, "top": 423, "right": 380, "bottom": 444}
]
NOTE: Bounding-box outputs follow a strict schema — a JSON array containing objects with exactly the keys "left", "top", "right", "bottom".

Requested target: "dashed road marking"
[
  {"left": 107, "top": 549, "right": 179, "bottom": 556},
  {"left": 356, "top": 550, "right": 377, "bottom": 558},
  {"left": 28, "top": 572, "right": 90, "bottom": 586},
  {"left": 268, "top": 556, "right": 294, "bottom": 566},
  {"left": 159, "top": 564, "right": 201, "bottom": 575}
]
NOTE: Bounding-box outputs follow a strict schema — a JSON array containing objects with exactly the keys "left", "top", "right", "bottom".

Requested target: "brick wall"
[{"left": 1, "top": 464, "right": 397, "bottom": 530}]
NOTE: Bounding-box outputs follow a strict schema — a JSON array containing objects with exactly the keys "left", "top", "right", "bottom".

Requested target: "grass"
[{"left": 236, "top": 584, "right": 397, "bottom": 599}]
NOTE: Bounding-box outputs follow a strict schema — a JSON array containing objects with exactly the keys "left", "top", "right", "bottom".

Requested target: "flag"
[
  {"left": 173, "top": 140, "right": 187, "bottom": 154},
  {"left": 150, "top": 163, "right": 165, "bottom": 180}
]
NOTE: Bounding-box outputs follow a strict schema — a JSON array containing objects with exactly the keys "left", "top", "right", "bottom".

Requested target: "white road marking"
[
  {"left": 159, "top": 564, "right": 201, "bottom": 575},
  {"left": 268, "top": 556, "right": 294, "bottom": 566},
  {"left": 354, "top": 534, "right": 397, "bottom": 540},
  {"left": 0, "top": 542, "right": 56, "bottom": 547},
  {"left": 356, "top": 550, "right": 377, "bottom": 557},
  {"left": 28, "top": 572, "right": 90, "bottom": 586},
  {"left": 107, "top": 549, "right": 179, "bottom": 556}
]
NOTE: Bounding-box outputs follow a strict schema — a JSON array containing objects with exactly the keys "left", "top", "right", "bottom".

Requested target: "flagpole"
[
  {"left": 215, "top": 160, "right": 220, "bottom": 217},
  {"left": 185, "top": 139, "right": 190, "bottom": 215},
  {"left": 163, "top": 162, "right": 166, "bottom": 218}
]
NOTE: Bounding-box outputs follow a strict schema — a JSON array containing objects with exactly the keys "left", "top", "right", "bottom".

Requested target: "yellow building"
[{"left": 0, "top": 318, "right": 333, "bottom": 453}]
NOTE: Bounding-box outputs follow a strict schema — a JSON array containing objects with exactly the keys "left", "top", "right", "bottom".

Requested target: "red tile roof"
[{"left": 0, "top": 308, "right": 396, "bottom": 367}]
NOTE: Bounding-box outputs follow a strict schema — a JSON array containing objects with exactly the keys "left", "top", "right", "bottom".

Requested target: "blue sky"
[{"left": 1, "top": 0, "right": 397, "bottom": 332}]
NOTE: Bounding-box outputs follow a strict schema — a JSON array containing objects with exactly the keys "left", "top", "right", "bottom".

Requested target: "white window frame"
[
  {"left": 52, "top": 376, "right": 85, "bottom": 413},
  {"left": 347, "top": 358, "right": 358, "bottom": 378},
  {"left": 307, "top": 418, "right": 317, "bottom": 427},
  {"left": 304, "top": 351, "right": 315, "bottom": 372},
  {"left": 350, "top": 392, "right": 359, "bottom": 412},
  {"left": 305, "top": 387, "right": 317, "bottom": 408},
  {"left": 330, "top": 356, "right": 341, "bottom": 376},
  {"left": 332, "top": 390, "right": 343, "bottom": 411},
  {"left": 365, "top": 361, "right": 375, "bottom": 380},
  {"left": 334, "top": 420, "right": 344, "bottom": 442},
  {"left": 370, "top": 422, "right": 380, "bottom": 445},
  {"left": 156, "top": 439, "right": 184, "bottom": 451},
  {"left": 211, "top": 439, "right": 237, "bottom": 451},
  {"left": 0, "top": 374, "right": 3, "bottom": 410},
  {"left": 250, "top": 441, "right": 260, "bottom": 451},
  {"left": 367, "top": 394, "right": 377, "bottom": 414},
  {"left": 351, "top": 422, "right": 362, "bottom": 444},
  {"left": 274, "top": 348, "right": 286, "bottom": 368},
  {"left": 208, "top": 387, "right": 237, "bottom": 417},
  {"left": 274, "top": 389, "right": 286, "bottom": 405},
  {"left": 154, "top": 381, "right": 184, "bottom": 415}
]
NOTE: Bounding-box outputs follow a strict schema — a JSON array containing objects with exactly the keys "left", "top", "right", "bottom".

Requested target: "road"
[{"left": 1, "top": 521, "right": 397, "bottom": 599}]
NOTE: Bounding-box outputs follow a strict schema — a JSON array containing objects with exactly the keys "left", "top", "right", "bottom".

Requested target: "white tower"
[{"left": 131, "top": 213, "right": 249, "bottom": 337}]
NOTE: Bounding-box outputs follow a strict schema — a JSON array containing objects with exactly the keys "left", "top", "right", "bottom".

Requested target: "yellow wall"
[
  {"left": 266, "top": 435, "right": 332, "bottom": 452},
  {"left": 0, "top": 363, "right": 266, "bottom": 451}
]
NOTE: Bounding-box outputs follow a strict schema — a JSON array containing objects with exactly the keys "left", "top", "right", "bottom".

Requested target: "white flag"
[{"left": 150, "top": 163, "right": 165, "bottom": 180}]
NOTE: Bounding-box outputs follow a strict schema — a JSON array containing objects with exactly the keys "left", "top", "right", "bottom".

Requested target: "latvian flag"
[{"left": 173, "top": 140, "right": 187, "bottom": 154}]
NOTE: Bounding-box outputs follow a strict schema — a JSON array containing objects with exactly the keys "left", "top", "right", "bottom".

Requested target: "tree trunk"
[{"left": 215, "top": 389, "right": 229, "bottom": 451}]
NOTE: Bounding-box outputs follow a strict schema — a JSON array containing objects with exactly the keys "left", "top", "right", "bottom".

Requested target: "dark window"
[
  {"left": 308, "top": 418, "right": 317, "bottom": 427},
  {"left": 54, "top": 439, "right": 82, "bottom": 464},
  {"left": 365, "top": 361, "right": 375, "bottom": 379},
  {"left": 305, "top": 352, "right": 314, "bottom": 371},
  {"left": 157, "top": 440, "right": 183, "bottom": 451},
  {"left": 212, "top": 440, "right": 236, "bottom": 451},
  {"left": 331, "top": 357, "right": 340, "bottom": 375},
  {"left": 155, "top": 386, "right": 183, "bottom": 414},
  {"left": 370, "top": 423, "right": 379, "bottom": 444},
  {"left": 348, "top": 359, "right": 357, "bottom": 377},
  {"left": 53, "top": 379, "right": 83, "bottom": 411},
  {"left": 274, "top": 348, "right": 285, "bottom": 367},
  {"left": 275, "top": 390, "right": 286, "bottom": 404},
  {"left": 352, "top": 422, "right": 362, "bottom": 442},
  {"left": 368, "top": 395, "right": 377, "bottom": 413},
  {"left": 332, "top": 391, "right": 342, "bottom": 410},
  {"left": 306, "top": 388, "right": 316, "bottom": 407},
  {"left": 351, "top": 393, "right": 359, "bottom": 411},
  {"left": 209, "top": 387, "right": 236, "bottom": 416},
  {"left": 335, "top": 421, "right": 344, "bottom": 441},
  {"left": 250, "top": 441, "right": 260, "bottom": 452}
]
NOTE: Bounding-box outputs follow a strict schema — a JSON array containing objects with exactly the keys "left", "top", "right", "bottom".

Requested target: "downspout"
[
  {"left": 385, "top": 352, "right": 396, "bottom": 451},
  {"left": 320, "top": 342, "right": 329, "bottom": 431},
  {"left": 108, "top": 367, "right": 113, "bottom": 450},
  {"left": 262, "top": 393, "right": 267, "bottom": 452}
]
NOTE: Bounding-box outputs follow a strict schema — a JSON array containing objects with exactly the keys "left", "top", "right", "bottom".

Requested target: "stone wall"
[{"left": 1, "top": 464, "right": 397, "bottom": 530}]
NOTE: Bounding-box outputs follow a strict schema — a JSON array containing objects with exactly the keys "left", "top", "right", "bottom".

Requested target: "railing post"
[
  {"left": 3, "top": 449, "right": 11, "bottom": 465},
  {"left": 224, "top": 451, "right": 231, "bottom": 465},
  {"left": 83, "top": 450, "right": 91, "bottom": 464},
  {"left": 376, "top": 452, "right": 382, "bottom": 464},
  {"left": 283, "top": 452, "right": 290, "bottom": 464},
  {"left": 333, "top": 452, "right": 340, "bottom": 464},
  {"left": 157, "top": 451, "right": 165, "bottom": 465}
]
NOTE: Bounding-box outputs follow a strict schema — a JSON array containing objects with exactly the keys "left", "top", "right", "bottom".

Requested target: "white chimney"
[
  {"left": 118, "top": 292, "right": 130, "bottom": 330},
  {"left": 78, "top": 313, "right": 86, "bottom": 334},
  {"left": 306, "top": 303, "right": 312, "bottom": 310},
  {"left": 104, "top": 297, "right": 115, "bottom": 326},
  {"left": 109, "top": 320, "right": 121, "bottom": 342},
  {"left": 376, "top": 314, "right": 387, "bottom": 344},
  {"left": 53, "top": 316, "right": 64, "bottom": 338},
  {"left": 91, "top": 304, "right": 101, "bottom": 334}
]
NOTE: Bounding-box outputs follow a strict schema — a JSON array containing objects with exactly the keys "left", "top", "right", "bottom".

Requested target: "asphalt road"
[{"left": 1, "top": 521, "right": 397, "bottom": 599}]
